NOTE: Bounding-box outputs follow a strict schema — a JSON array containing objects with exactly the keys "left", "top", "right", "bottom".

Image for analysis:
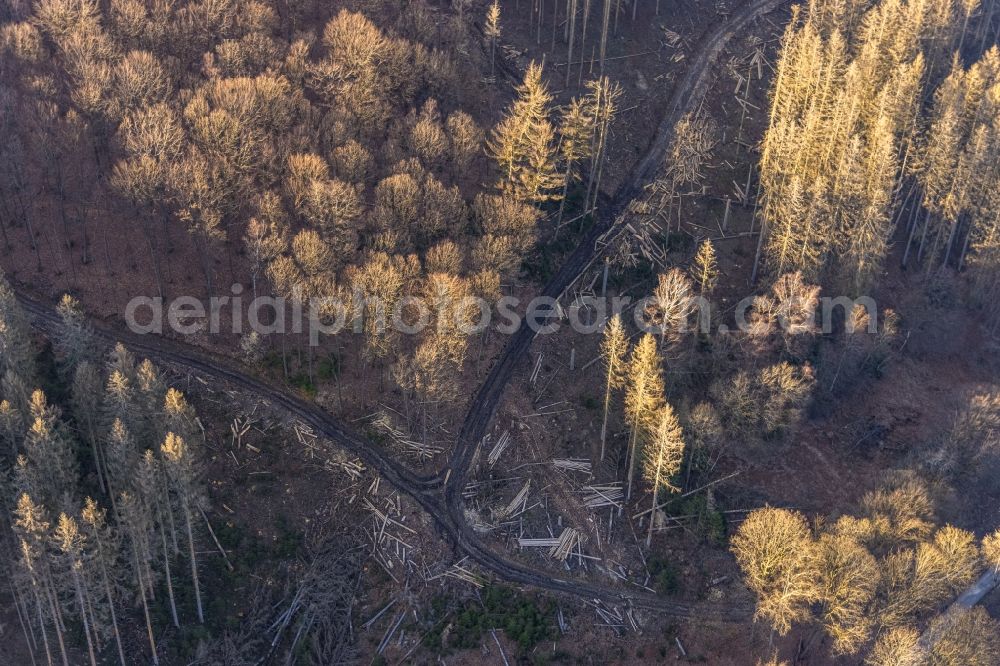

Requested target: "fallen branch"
[
  {"left": 554, "top": 49, "right": 657, "bottom": 67},
  {"left": 633, "top": 471, "right": 742, "bottom": 520},
  {"left": 200, "top": 507, "right": 234, "bottom": 571}
]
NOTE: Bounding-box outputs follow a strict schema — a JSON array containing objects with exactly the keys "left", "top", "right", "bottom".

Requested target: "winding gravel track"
[{"left": 14, "top": 0, "right": 787, "bottom": 620}]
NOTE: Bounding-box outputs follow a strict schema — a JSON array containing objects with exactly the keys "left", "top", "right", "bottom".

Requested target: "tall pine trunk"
[
  {"left": 70, "top": 568, "right": 97, "bottom": 666},
  {"left": 565, "top": 0, "right": 577, "bottom": 86},
  {"left": 599, "top": 0, "right": 612, "bottom": 74},
  {"left": 625, "top": 421, "right": 640, "bottom": 501},
  {"left": 132, "top": 549, "right": 159, "bottom": 666},
  {"left": 93, "top": 535, "right": 127, "bottom": 666},
  {"left": 9, "top": 581, "right": 38, "bottom": 666},
  {"left": 646, "top": 475, "right": 661, "bottom": 547},
  {"left": 600, "top": 365, "right": 614, "bottom": 460},
  {"left": 30, "top": 585, "right": 54, "bottom": 666},
  {"left": 44, "top": 582, "right": 69, "bottom": 666},
  {"left": 181, "top": 499, "right": 204, "bottom": 624},
  {"left": 155, "top": 501, "right": 180, "bottom": 627}
]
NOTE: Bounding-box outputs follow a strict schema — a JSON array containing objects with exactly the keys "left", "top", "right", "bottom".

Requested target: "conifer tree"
[
  {"left": 583, "top": 77, "right": 622, "bottom": 212},
  {"left": 71, "top": 362, "right": 105, "bottom": 495},
  {"left": 0, "top": 271, "right": 36, "bottom": 383},
  {"left": 753, "top": 2, "right": 937, "bottom": 288},
  {"left": 136, "top": 449, "right": 178, "bottom": 627},
  {"left": 103, "top": 370, "right": 139, "bottom": 440},
  {"left": 102, "top": 419, "right": 137, "bottom": 516},
  {"left": 135, "top": 359, "right": 166, "bottom": 444},
  {"left": 105, "top": 343, "right": 136, "bottom": 385},
  {"left": 7, "top": 565, "right": 46, "bottom": 666},
  {"left": 764, "top": 175, "right": 810, "bottom": 278},
  {"left": 643, "top": 404, "right": 685, "bottom": 546},
  {"left": 565, "top": 0, "right": 578, "bottom": 86},
  {"left": 117, "top": 490, "right": 158, "bottom": 665},
  {"left": 80, "top": 498, "right": 127, "bottom": 666},
  {"left": 843, "top": 114, "right": 895, "bottom": 291},
  {"left": 0, "top": 398, "right": 24, "bottom": 457},
  {"left": 598, "top": 0, "right": 612, "bottom": 73},
  {"left": 916, "top": 50, "right": 1000, "bottom": 277},
  {"left": 485, "top": 1, "right": 501, "bottom": 80},
  {"left": 3, "top": 369, "right": 33, "bottom": 417},
  {"left": 23, "top": 391, "right": 78, "bottom": 513},
  {"left": 53, "top": 295, "right": 98, "bottom": 378},
  {"left": 556, "top": 96, "right": 594, "bottom": 224},
  {"left": 161, "top": 432, "right": 205, "bottom": 623},
  {"left": 598, "top": 314, "right": 628, "bottom": 460},
  {"left": 692, "top": 239, "right": 718, "bottom": 295},
  {"left": 487, "top": 62, "right": 561, "bottom": 204},
  {"left": 51, "top": 513, "right": 97, "bottom": 666},
  {"left": 163, "top": 388, "right": 198, "bottom": 445},
  {"left": 623, "top": 334, "right": 664, "bottom": 501},
  {"left": 14, "top": 493, "right": 69, "bottom": 666}
]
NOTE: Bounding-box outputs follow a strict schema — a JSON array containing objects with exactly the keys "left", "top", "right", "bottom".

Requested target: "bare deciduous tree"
[
  {"left": 644, "top": 268, "right": 694, "bottom": 347},
  {"left": 731, "top": 507, "right": 818, "bottom": 636}
]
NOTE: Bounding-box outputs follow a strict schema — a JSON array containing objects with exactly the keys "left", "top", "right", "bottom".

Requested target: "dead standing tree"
[
  {"left": 160, "top": 432, "right": 206, "bottom": 624},
  {"left": 643, "top": 404, "right": 685, "bottom": 546},
  {"left": 583, "top": 77, "right": 623, "bottom": 215},
  {"left": 599, "top": 314, "right": 629, "bottom": 461},
  {"left": 644, "top": 268, "right": 695, "bottom": 348},
  {"left": 486, "top": 1, "right": 501, "bottom": 81},
  {"left": 623, "top": 333, "right": 665, "bottom": 501}
]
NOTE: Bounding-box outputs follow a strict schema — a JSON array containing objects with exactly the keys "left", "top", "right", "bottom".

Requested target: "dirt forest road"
[{"left": 13, "top": 0, "right": 790, "bottom": 621}]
